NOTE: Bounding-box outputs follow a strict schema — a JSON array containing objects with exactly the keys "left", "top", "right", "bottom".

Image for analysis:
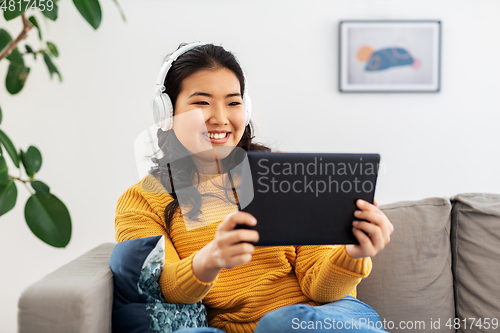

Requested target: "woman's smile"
[{"left": 202, "top": 131, "right": 231, "bottom": 144}]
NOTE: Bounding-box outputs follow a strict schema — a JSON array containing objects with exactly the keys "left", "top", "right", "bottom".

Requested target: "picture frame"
[{"left": 339, "top": 20, "right": 441, "bottom": 92}]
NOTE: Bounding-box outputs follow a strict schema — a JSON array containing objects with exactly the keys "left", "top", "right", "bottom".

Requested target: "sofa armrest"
[{"left": 18, "top": 243, "right": 116, "bottom": 333}]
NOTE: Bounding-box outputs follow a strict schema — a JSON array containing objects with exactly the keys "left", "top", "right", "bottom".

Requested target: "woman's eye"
[
  {"left": 194, "top": 101, "right": 209, "bottom": 105},
  {"left": 229, "top": 102, "right": 241, "bottom": 106}
]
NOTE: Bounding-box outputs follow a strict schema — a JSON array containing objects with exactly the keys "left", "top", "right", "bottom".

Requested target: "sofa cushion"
[
  {"left": 357, "top": 197, "right": 455, "bottom": 332},
  {"left": 109, "top": 235, "right": 208, "bottom": 333},
  {"left": 450, "top": 193, "right": 500, "bottom": 333}
]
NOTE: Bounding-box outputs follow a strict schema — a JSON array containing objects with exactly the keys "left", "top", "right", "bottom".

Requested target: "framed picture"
[{"left": 339, "top": 20, "right": 441, "bottom": 92}]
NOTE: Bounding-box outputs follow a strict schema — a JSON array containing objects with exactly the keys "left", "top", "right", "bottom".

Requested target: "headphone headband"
[{"left": 154, "top": 42, "right": 215, "bottom": 96}]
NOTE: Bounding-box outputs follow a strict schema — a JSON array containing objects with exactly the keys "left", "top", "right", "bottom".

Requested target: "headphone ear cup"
[
  {"left": 153, "top": 93, "right": 174, "bottom": 131},
  {"left": 152, "top": 96, "right": 163, "bottom": 129},
  {"left": 161, "top": 93, "right": 174, "bottom": 130},
  {"left": 243, "top": 93, "right": 252, "bottom": 127}
]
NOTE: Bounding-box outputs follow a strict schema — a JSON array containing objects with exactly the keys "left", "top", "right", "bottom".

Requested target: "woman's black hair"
[{"left": 148, "top": 43, "right": 271, "bottom": 234}]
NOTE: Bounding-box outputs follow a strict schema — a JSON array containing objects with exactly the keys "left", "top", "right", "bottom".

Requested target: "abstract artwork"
[{"left": 339, "top": 21, "right": 441, "bottom": 92}]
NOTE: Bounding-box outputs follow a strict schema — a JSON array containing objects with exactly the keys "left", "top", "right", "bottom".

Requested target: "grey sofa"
[{"left": 18, "top": 193, "right": 500, "bottom": 333}]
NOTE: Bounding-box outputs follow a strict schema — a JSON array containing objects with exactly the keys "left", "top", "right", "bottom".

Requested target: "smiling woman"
[{"left": 113, "top": 42, "right": 392, "bottom": 333}]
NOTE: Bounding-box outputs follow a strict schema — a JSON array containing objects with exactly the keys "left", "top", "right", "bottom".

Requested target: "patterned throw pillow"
[{"left": 109, "top": 235, "right": 208, "bottom": 333}]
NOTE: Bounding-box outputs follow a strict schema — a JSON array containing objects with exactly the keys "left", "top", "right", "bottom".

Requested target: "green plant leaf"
[
  {"left": 41, "top": 1, "right": 58, "bottom": 21},
  {"left": 0, "top": 104, "right": 2, "bottom": 125},
  {"left": 28, "top": 16, "right": 42, "bottom": 40},
  {"left": 73, "top": 0, "right": 102, "bottom": 30},
  {"left": 0, "top": 129, "right": 19, "bottom": 168},
  {"left": 111, "top": 0, "right": 126, "bottom": 22},
  {"left": 1, "top": 28, "right": 22, "bottom": 66},
  {"left": 0, "top": 155, "right": 9, "bottom": 185},
  {"left": 42, "top": 51, "right": 62, "bottom": 82},
  {"left": 6, "top": 62, "right": 30, "bottom": 94},
  {"left": 20, "top": 146, "right": 42, "bottom": 178},
  {"left": 0, "top": 179, "right": 17, "bottom": 216},
  {"left": 31, "top": 180, "right": 50, "bottom": 195},
  {"left": 25, "top": 44, "right": 36, "bottom": 60},
  {"left": 46, "top": 41, "right": 58, "bottom": 57},
  {"left": 25, "top": 192, "right": 71, "bottom": 247},
  {"left": 2, "top": 0, "right": 35, "bottom": 21},
  {"left": 6, "top": 47, "right": 24, "bottom": 65},
  {"left": 0, "top": 28, "right": 13, "bottom": 53}
]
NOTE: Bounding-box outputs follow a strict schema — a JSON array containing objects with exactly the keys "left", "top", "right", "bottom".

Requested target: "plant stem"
[
  {"left": 10, "top": 175, "right": 29, "bottom": 183},
  {"left": 22, "top": 181, "right": 34, "bottom": 195},
  {"left": 0, "top": 14, "right": 33, "bottom": 62},
  {"left": 10, "top": 176, "right": 34, "bottom": 195}
]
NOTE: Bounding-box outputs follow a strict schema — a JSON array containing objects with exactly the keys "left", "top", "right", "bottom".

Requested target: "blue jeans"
[
  {"left": 176, "top": 296, "right": 387, "bottom": 333},
  {"left": 255, "top": 296, "right": 388, "bottom": 332}
]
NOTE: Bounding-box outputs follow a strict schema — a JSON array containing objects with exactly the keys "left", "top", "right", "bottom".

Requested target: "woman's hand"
[
  {"left": 192, "top": 211, "right": 259, "bottom": 283},
  {"left": 345, "top": 199, "right": 394, "bottom": 259}
]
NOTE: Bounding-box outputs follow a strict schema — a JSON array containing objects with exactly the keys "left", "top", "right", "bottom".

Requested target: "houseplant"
[{"left": 0, "top": 0, "right": 125, "bottom": 247}]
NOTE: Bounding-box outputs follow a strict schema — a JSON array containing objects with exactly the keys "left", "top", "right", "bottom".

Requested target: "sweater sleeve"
[
  {"left": 295, "top": 244, "right": 372, "bottom": 303},
  {"left": 114, "top": 179, "right": 216, "bottom": 304}
]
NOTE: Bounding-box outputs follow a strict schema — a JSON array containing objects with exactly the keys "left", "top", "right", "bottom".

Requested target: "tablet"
[{"left": 235, "top": 152, "right": 381, "bottom": 246}]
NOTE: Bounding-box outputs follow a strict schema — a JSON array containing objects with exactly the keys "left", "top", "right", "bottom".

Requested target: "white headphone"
[{"left": 153, "top": 42, "right": 252, "bottom": 131}]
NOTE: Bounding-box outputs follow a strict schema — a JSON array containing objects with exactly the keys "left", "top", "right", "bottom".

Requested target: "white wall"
[{"left": 1, "top": 0, "right": 499, "bottom": 331}]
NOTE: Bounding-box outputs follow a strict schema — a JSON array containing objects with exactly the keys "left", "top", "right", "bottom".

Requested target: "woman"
[{"left": 115, "top": 42, "right": 394, "bottom": 333}]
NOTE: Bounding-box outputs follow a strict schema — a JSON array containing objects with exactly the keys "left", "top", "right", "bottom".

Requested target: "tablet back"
[{"left": 237, "top": 152, "right": 380, "bottom": 246}]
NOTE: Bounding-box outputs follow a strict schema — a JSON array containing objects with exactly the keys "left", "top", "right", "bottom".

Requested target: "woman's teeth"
[{"left": 204, "top": 132, "right": 228, "bottom": 139}]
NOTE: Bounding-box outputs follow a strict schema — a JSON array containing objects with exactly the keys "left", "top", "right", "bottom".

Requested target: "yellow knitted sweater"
[{"left": 115, "top": 173, "right": 372, "bottom": 333}]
